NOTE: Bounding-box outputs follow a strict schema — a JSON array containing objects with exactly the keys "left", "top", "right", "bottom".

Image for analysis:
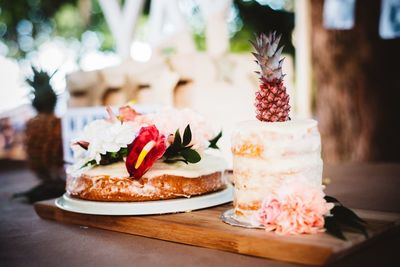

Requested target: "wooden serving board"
[{"left": 34, "top": 200, "right": 400, "bottom": 266}]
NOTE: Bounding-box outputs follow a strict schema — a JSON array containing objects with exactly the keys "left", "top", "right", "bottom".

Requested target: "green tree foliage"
[
  {"left": 0, "top": 0, "right": 294, "bottom": 59},
  {"left": 0, "top": 0, "right": 76, "bottom": 58}
]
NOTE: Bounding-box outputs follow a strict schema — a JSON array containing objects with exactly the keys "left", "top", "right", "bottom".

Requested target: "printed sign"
[
  {"left": 379, "top": 0, "right": 400, "bottom": 39},
  {"left": 323, "top": 0, "right": 356, "bottom": 30}
]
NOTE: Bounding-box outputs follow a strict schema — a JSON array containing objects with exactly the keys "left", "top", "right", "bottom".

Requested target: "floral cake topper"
[{"left": 72, "top": 106, "right": 222, "bottom": 179}]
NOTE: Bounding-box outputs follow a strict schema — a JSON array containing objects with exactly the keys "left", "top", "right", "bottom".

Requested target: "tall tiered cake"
[{"left": 228, "top": 32, "right": 332, "bottom": 235}]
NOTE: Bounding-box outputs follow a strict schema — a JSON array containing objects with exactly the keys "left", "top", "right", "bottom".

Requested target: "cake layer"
[
  {"left": 66, "top": 153, "right": 228, "bottom": 201},
  {"left": 233, "top": 153, "right": 322, "bottom": 176},
  {"left": 231, "top": 119, "right": 320, "bottom": 160},
  {"left": 67, "top": 172, "right": 226, "bottom": 202},
  {"left": 233, "top": 167, "right": 322, "bottom": 202},
  {"left": 233, "top": 119, "right": 318, "bottom": 135}
]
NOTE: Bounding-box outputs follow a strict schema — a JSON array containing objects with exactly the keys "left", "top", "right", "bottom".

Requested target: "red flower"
[
  {"left": 125, "top": 125, "right": 166, "bottom": 179},
  {"left": 119, "top": 105, "right": 140, "bottom": 122}
]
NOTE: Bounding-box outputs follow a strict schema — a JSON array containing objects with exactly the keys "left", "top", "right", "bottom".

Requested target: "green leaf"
[
  {"left": 109, "top": 152, "right": 119, "bottom": 159},
  {"left": 181, "top": 149, "right": 201, "bottom": 163},
  {"left": 325, "top": 195, "right": 341, "bottom": 204},
  {"left": 331, "top": 204, "right": 366, "bottom": 224},
  {"left": 325, "top": 195, "right": 366, "bottom": 224},
  {"left": 331, "top": 206, "right": 368, "bottom": 237},
  {"left": 208, "top": 131, "right": 222, "bottom": 149},
  {"left": 163, "top": 126, "right": 201, "bottom": 165},
  {"left": 119, "top": 147, "right": 128, "bottom": 157},
  {"left": 82, "top": 147, "right": 129, "bottom": 168},
  {"left": 81, "top": 159, "right": 96, "bottom": 168},
  {"left": 324, "top": 196, "right": 368, "bottom": 240},
  {"left": 182, "top": 125, "right": 192, "bottom": 146},
  {"left": 342, "top": 218, "right": 368, "bottom": 238},
  {"left": 325, "top": 216, "right": 346, "bottom": 240},
  {"left": 164, "top": 130, "right": 183, "bottom": 158},
  {"left": 164, "top": 143, "right": 181, "bottom": 158},
  {"left": 173, "top": 129, "right": 182, "bottom": 147}
]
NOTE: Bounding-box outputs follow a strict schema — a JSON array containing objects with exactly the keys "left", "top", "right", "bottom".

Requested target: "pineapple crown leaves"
[
  {"left": 163, "top": 125, "right": 201, "bottom": 164},
  {"left": 26, "top": 67, "right": 58, "bottom": 113},
  {"left": 250, "top": 31, "right": 285, "bottom": 82}
]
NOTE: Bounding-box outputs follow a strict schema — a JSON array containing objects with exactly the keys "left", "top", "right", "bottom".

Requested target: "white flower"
[
  {"left": 71, "top": 144, "right": 86, "bottom": 160},
  {"left": 72, "top": 119, "right": 138, "bottom": 164}
]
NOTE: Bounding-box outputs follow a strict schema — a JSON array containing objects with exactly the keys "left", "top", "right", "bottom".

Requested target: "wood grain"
[{"left": 34, "top": 200, "right": 400, "bottom": 266}]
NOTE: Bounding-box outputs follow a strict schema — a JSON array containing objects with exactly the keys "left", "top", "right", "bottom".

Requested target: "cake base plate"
[
  {"left": 221, "top": 209, "right": 264, "bottom": 229},
  {"left": 55, "top": 184, "right": 233, "bottom": 215}
]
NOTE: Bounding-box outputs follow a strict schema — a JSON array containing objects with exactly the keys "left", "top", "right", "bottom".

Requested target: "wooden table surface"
[{"left": 1, "top": 162, "right": 400, "bottom": 267}]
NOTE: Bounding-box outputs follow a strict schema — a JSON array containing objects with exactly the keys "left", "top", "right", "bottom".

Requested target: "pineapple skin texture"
[
  {"left": 25, "top": 113, "right": 64, "bottom": 181},
  {"left": 255, "top": 78, "right": 290, "bottom": 122}
]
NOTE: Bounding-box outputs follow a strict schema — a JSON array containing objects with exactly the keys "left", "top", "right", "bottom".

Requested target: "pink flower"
[
  {"left": 106, "top": 106, "right": 118, "bottom": 123},
  {"left": 149, "top": 108, "right": 214, "bottom": 151},
  {"left": 255, "top": 184, "right": 334, "bottom": 235},
  {"left": 119, "top": 105, "right": 139, "bottom": 122},
  {"left": 256, "top": 198, "right": 281, "bottom": 231}
]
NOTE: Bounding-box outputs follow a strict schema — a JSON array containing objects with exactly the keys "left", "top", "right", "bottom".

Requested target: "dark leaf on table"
[{"left": 325, "top": 216, "right": 346, "bottom": 240}]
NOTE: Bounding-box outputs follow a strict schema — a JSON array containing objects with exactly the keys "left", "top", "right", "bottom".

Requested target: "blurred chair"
[{"left": 61, "top": 106, "right": 107, "bottom": 165}]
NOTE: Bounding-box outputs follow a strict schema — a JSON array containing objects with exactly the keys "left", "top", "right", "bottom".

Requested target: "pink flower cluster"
[
  {"left": 255, "top": 184, "right": 334, "bottom": 235},
  {"left": 107, "top": 105, "right": 215, "bottom": 151}
]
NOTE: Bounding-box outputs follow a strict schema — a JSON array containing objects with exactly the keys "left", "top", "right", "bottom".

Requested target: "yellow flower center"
[{"left": 135, "top": 140, "right": 156, "bottom": 169}]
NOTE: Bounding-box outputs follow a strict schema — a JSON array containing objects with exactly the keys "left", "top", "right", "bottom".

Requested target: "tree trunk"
[{"left": 311, "top": 0, "right": 400, "bottom": 163}]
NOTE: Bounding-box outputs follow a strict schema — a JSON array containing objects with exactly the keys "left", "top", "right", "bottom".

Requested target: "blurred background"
[{"left": 0, "top": 0, "right": 399, "bottom": 179}]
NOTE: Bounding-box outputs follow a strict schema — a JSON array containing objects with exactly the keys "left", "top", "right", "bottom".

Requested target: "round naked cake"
[
  {"left": 67, "top": 154, "right": 226, "bottom": 201},
  {"left": 66, "top": 106, "right": 227, "bottom": 202}
]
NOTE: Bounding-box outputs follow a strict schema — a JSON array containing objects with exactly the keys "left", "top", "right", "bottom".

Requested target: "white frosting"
[
  {"left": 231, "top": 119, "right": 323, "bottom": 223},
  {"left": 79, "top": 153, "right": 227, "bottom": 179},
  {"left": 144, "top": 153, "right": 226, "bottom": 178},
  {"left": 232, "top": 119, "right": 321, "bottom": 159},
  {"left": 83, "top": 162, "right": 129, "bottom": 178}
]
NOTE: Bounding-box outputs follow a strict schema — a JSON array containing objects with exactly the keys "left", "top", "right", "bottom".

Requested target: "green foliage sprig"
[
  {"left": 163, "top": 125, "right": 201, "bottom": 164},
  {"left": 82, "top": 147, "right": 128, "bottom": 168},
  {"left": 324, "top": 196, "right": 368, "bottom": 240},
  {"left": 208, "top": 131, "right": 222, "bottom": 149}
]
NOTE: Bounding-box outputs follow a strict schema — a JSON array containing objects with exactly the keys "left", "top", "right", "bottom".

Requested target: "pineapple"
[
  {"left": 251, "top": 32, "right": 290, "bottom": 122},
  {"left": 25, "top": 67, "right": 64, "bottom": 182}
]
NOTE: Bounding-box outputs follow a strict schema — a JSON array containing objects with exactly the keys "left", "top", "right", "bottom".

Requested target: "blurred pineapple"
[{"left": 25, "top": 67, "right": 64, "bottom": 181}]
